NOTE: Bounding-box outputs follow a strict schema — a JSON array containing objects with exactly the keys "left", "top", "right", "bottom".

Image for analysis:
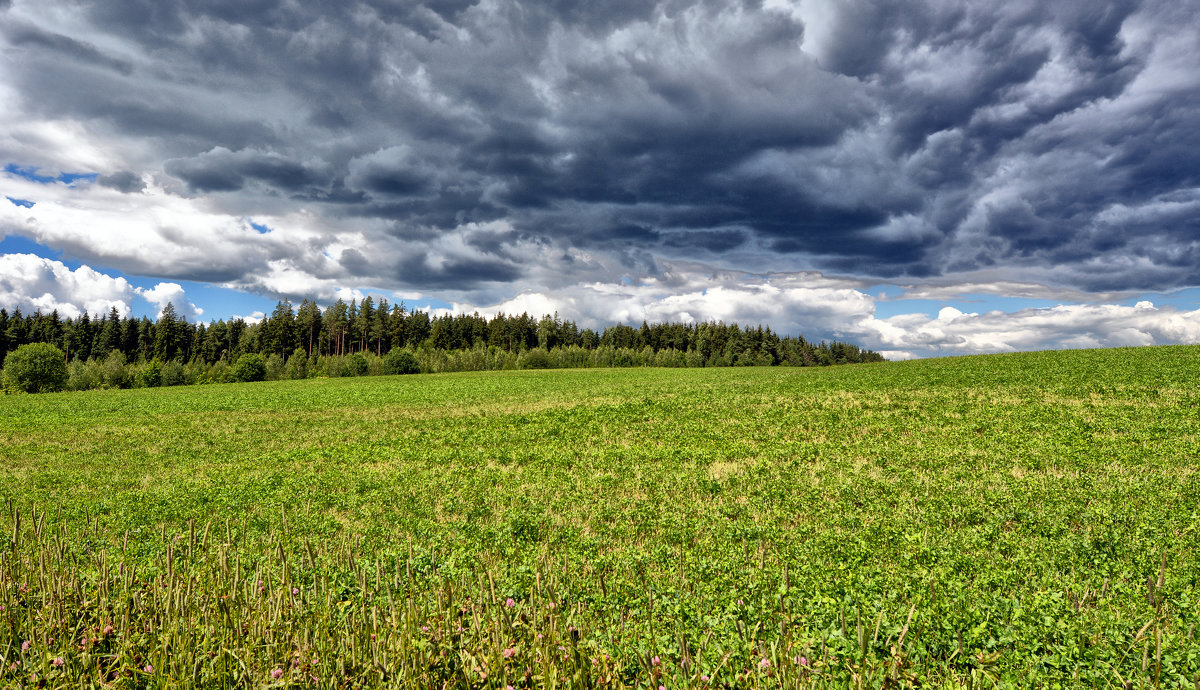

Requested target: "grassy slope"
[{"left": 2, "top": 346, "right": 1200, "bottom": 687}]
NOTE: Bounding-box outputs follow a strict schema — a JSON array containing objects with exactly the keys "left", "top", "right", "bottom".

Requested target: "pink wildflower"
[
  {"left": 505, "top": 597, "right": 516, "bottom": 607},
  {"left": 271, "top": 668, "right": 284, "bottom": 679},
  {"left": 292, "top": 587, "right": 300, "bottom": 595},
  {"left": 503, "top": 647, "right": 516, "bottom": 659},
  {"left": 759, "top": 657, "right": 771, "bottom": 669},
  {"left": 651, "top": 656, "right": 660, "bottom": 667},
  {"left": 51, "top": 658, "right": 64, "bottom": 668},
  {"left": 21, "top": 641, "right": 31, "bottom": 651},
  {"left": 796, "top": 656, "right": 809, "bottom": 667},
  {"left": 144, "top": 664, "right": 154, "bottom": 673}
]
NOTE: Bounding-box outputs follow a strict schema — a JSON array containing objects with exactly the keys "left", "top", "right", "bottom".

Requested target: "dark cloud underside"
[{"left": 2, "top": 0, "right": 1198, "bottom": 293}]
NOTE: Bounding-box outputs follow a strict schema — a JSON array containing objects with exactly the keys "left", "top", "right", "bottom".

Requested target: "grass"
[{"left": 2, "top": 346, "right": 1200, "bottom": 687}]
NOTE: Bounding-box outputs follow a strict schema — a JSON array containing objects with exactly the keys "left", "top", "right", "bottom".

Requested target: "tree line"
[{"left": 0, "top": 298, "right": 884, "bottom": 390}]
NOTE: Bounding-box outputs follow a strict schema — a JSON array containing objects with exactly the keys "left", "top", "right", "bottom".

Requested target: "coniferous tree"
[
  {"left": 0, "top": 308, "right": 8, "bottom": 367},
  {"left": 404, "top": 309, "right": 431, "bottom": 347},
  {"left": 296, "top": 299, "right": 322, "bottom": 356},
  {"left": 153, "top": 303, "right": 184, "bottom": 361},
  {"left": 97, "top": 307, "right": 121, "bottom": 359},
  {"left": 264, "top": 300, "right": 295, "bottom": 357},
  {"left": 388, "top": 303, "right": 407, "bottom": 348}
]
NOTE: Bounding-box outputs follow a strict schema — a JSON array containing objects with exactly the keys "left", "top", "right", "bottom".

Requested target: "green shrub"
[
  {"left": 232, "top": 353, "right": 266, "bottom": 382},
  {"left": 285, "top": 348, "right": 309, "bottom": 380},
  {"left": 160, "top": 360, "right": 186, "bottom": 386},
  {"left": 137, "top": 359, "right": 163, "bottom": 387},
  {"left": 318, "top": 355, "right": 344, "bottom": 377},
  {"left": 102, "top": 351, "right": 132, "bottom": 388},
  {"left": 345, "top": 353, "right": 369, "bottom": 377},
  {"left": 265, "top": 353, "right": 285, "bottom": 381},
  {"left": 520, "top": 347, "right": 551, "bottom": 370},
  {"left": 206, "top": 360, "right": 230, "bottom": 384},
  {"left": 66, "top": 358, "right": 105, "bottom": 391},
  {"left": 383, "top": 347, "right": 420, "bottom": 375},
  {"left": 3, "top": 343, "right": 69, "bottom": 393},
  {"left": 182, "top": 360, "right": 207, "bottom": 385}
]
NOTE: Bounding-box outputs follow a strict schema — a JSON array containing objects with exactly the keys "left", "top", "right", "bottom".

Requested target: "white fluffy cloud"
[
  {"left": 0, "top": 253, "right": 203, "bottom": 322},
  {"left": 861, "top": 301, "right": 1200, "bottom": 356},
  {"left": 444, "top": 270, "right": 1200, "bottom": 359},
  {"left": 0, "top": 253, "right": 134, "bottom": 318},
  {"left": 137, "top": 281, "right": 202, "bottom": 321},
  {"left": 5, "top": 250, "right": 1199, "bottom": 359}
]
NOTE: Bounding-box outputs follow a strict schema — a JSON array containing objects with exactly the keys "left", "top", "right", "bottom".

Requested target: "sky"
[{"left": 1, "top": 0, "right": 1199, "bottom": 359}]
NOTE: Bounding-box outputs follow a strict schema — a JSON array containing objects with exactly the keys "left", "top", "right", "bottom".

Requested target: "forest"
[{"left": 0, "top": 297, "right": 883, "bottom": 390}]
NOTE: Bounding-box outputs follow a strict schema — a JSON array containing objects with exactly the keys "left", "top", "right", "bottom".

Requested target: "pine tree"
[{"left": 153, "top": 303, "right": 182, "bottom": 361}]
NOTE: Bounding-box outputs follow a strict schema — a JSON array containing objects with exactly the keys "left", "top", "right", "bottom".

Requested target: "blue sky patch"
[
  {"left": 866, "top": 284, "right": 1069, "bottom": 319},
  {"left": 5, "top": 163, "right": 97, "bottom": 186},
  {"left": 5, "top": 197, "right": 35, "bottom": 208}
]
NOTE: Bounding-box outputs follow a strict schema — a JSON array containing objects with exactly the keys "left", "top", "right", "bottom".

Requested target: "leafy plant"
[
  {"left": 2, "top": 342, "right": 67, "bottom": 393},
  {"left": 231, "top": 352, "right": 266, "bottom": 382},
  {"left": 345, "top": 352, "right": 369, "bottom": 376},
  {"left": 383, "top": 347, "right": 420, "bottom": 375}
]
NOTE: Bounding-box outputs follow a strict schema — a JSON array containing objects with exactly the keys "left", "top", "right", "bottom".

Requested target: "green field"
[{"left": 3, "top": 346, "right": 1200, "bottom": 687}]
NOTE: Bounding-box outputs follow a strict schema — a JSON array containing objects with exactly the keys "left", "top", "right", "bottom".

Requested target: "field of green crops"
[{"left": 3, "top": 345, "right": 1200, "bottom": 688}]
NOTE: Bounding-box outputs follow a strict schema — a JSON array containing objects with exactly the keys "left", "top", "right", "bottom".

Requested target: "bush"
[
  {"left": 160, "top": 360, "right": 186, "bottom": 387},
  {"left": 206, "top": 360, "right": 230, "bottom": 384},
  {"left": 318, "top": 355, "right": 344, "bottom": 378},
  {"left": 3, "top": 343, "right": 68, "bottom": 393},
  {"left": 182, "top": 360, "right": 207, "bottom": 385},
  {"left": 345, "top": 353, "right": 369, "bottom": 377},
  {"left": 232, "top": 353, "right": 266, "bottom": 382},
  {"left": 66, "top": 358, "right": 103, "bottom": 391},
  {"left": 383, "top": 347, "right": 420, "bottom": 375},
  {"left": 520, "top": 347, "right": 551, "bottom": 370},
  {"left": 137, "top": 359, "right": 163, "bottom": 387},
  {"left": 285, "top": 348, "right": 309, "bottom": 380},
  {"left": 265, "top": 353, "right": 285, "bottom": 381},
  {"left": 102, "top": 351, "right": 133, "bottom": 388}
]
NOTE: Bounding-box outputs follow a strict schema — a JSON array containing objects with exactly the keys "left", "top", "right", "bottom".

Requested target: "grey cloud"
[
  {"left": 2, "top": 0, "right": 1198, "bottom": 302},
  {"left": 662, "top": 230, "right": 748, "bottom": 253},
  {"left": 5, "top": 23, "right": 134, "bottom": 74},
  {"left": 397, "top": 253, "right": 522, "bottom": 289},
  {"left": 165, "top": 148, "right": 323, "bottom": 194},
  {"left": 339, "top": 248, "right": 372, "bottom": 275},
  {"left": 98, "top": 171, "right": 146, "bottom": 193}
]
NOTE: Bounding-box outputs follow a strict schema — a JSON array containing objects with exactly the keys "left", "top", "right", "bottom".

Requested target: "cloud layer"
[
  {"left": 1, "top": 0, "right": 1199, "bottom": 356},
  {"left": 8, "top": 252, "right": 1198, "bottom": 359},
  {"left": 0, "top": 253, "right": 200, "bottom": 320}
]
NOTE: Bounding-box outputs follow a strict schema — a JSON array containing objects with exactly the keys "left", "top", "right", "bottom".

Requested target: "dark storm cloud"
[
  {"left": 97, "top": 171, "right": 146, "bottom": 193},
  {"left": 662, "top": 229, "right": 748, "bottom": 253},
  {"left": 164, "top": 148, "right": 324, "bottom": 194},
  {"left": 5, "top": 23, "right": 133, "bottom": 74},
  {"left": 397, "top": 253, "right": 521, "bottom": 289},
  {"left": 3, "top": 0, "right": 1199, "bottom": 294}
]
